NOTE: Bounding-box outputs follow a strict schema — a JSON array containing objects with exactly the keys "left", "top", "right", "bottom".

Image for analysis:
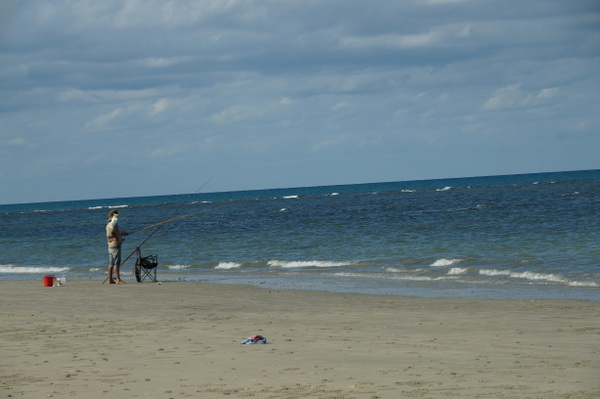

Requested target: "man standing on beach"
[{"left": 106, "top": 209, "right": 129, "bottom": 284}]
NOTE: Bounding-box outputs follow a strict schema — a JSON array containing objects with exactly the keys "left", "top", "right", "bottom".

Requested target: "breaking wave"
[
  {"left": 448, "top": 267, "right": 468, "bottom": 275},
  {"left": 431, "top": 258, "right": 462, "bottom": 267},
  {"left": 0, "top": 265, "right": 71, "bottom": 274},
  {"left": 215, "top": 262, "right": 242, "bottom": 270},
  {"left": 268, "top": 260, "right": 350, "bottom": 268},
  {"left": 479, "top": 269, "right": 597, "bottom": 287},
  {"left": 168, "top": 264, "right": 191, "bottom": 270}
]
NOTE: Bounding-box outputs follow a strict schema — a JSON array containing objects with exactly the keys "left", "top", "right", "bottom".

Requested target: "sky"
[{"left": 1, "top": 0, "right": 599, "bottom": 204}]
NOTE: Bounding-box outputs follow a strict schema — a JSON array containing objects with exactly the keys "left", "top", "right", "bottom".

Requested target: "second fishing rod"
[{"left": 118, "top": 178, "right": 217, "bottom": 268}]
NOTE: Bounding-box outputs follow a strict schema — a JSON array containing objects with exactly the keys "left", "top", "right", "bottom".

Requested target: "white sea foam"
[
  {"left": 334, "top": 272, "right": 363, "bottom": 277},
  {"left": 479, "top": 269, "right": 568, "bottom": 283},
  {"left": 401, "top": 189, "right": 417, "bottom": 193},
  {"left": 479, "top": 269, "right": 510, "bottom": 277},
  {"left": 568, "top": 281, "right": 598, "bottom": 287},
  {"left": 514, "top": 271, "right": 568, "bottom": 283},
  {"left": 0, "top": 265, "right": 70, "bottom": 274},
  {"left": 385, "top": 267, "right": 404, "bottom": 273},
  {"left": 329, "top": 192, "right": 339, "bottom": 196},
  {"left": 335, "top": 272, "right": 430, "bottom": 281},
  {"left": 558, "top": 191, "right": 583, "bottom": 197},
  {"left": 282, "top": 195, "right": 299, "bottom": 199},
  {"left": 336, "top": 272, "right": 444, "bottom": 282},
  {"left": 448, "top": 267, "right": 468, "bottom": 275},
  {"left": 398, "top": 275, "right": 434, "bottom": 281},
  {"left": 215, "top": 262, "right": 242, "bottom": 270},
  {"left": 430, "top": 258, "right": 462, "bottom": 267},
  {"left": 168, "top": 264, "right": 191, "bottom": 270},
  {"left": 436, "top": 186, "right": 453, "bottom": 192},
  {"left": 88, "top": 204, "right": 129, "bottom": 210},
  {"left": 268, "top": 260, "right": 348, "bottom": 268}
]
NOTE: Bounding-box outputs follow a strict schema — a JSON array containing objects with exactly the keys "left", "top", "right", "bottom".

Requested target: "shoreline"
[
  {"left": 186, "top": 273, "right": 600, "bottom": 302},
  {"left": 1, "top": 280, "right": 599, "bottom": 398},
  {"left": 3, "top": 272, "right": 599, "bottom": 303}
]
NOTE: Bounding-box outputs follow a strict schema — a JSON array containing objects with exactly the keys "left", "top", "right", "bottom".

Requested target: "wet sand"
[{"left": 1, "top": 280, "right": 599, "bottom": 398}]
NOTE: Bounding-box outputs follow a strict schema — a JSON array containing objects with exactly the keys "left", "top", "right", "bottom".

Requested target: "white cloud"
[
  {"left": 480, "top": 84, "right": 522, "bottom": 111},
  {"left": 341, "top": 32, "right": 439, "bottom": 49},
  {"left": 67, "top": 0, "right": 243, "bottom": 30},
  {"left": 150, "top": 142, "right": 187, "bottom": 157},
  {"left": 58, "top": 88, "right": 157, "bottom": 103},
  {"left": 331, "top": 102, "right": 348, "bottom": 111},
  {"left": 210, "top": 104, "right": 262, "bottom": 124},
  {"left": 480, "top": 84, "right": 560, "bottom": 112},
  {"left": 140, "top": 57, "right": 185, "bottom": 68},
  {"left": 340, "top": 23, "right": 471, "bottom": 49},
  {"left": 151, "top": 98, "right": 168, "bottom": 116},
  {"left": 535, "top": 88, "right": 559, "bottom": 101},
  {"left": 85, "top": 108, "right": 124, "bottom": 131}
]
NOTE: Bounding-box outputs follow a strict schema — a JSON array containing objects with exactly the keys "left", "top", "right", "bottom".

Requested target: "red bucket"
[{"left": 42, "top": 275, "right": 55, "bottom": 287}]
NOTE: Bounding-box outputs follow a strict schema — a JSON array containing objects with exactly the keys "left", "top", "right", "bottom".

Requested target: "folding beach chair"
[{"left": 134, "top": 247, "right": 159, "bottom": 282}]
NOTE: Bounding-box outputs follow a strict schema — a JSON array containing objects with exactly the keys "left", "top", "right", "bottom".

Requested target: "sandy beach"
[{"left": 1, "top": 280, "right": 599, "bottom": 398}]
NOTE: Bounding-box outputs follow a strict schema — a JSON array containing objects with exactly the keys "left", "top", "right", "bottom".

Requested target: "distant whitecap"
[
  {"left": 448, "top": 267, "right": 468, "bottom": 275},
  {"left": 215, "top": 262, "right": 242, "bottom": 270},
  {"left": 168, "top": 264, "right": 191, "bottom": 270},
  {"left": 268, "top": 260, "right": 348, "bottom": 268},
  {"left": 430, "top": 258, "right": 462, "bottom": 267}
]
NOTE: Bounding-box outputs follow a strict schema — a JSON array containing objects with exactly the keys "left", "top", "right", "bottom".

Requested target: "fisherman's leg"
[
  {"left": 107, "top": 264, "right": 115, "bottom": 284},
  {"left": 115, "top": 266, "right": 126, "bottom": 284},
  {"left": 114, "top": 248, "right": 126, "bottom": 284},
  {"left": 108, "top": 248, "right": 119, "bottom": 284}
]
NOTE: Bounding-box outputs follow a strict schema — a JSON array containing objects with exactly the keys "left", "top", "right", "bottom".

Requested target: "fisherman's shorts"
[{"left": 108, "top": 245, "right": 122, "bottom": 267}]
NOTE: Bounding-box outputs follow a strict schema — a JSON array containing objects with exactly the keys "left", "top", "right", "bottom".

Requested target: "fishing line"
[
  {"left": 116, "top": 177, "right": 215, "bottom": 271},
  {"left": 128, "top": 203, "right": 230, "bottom": 235}
]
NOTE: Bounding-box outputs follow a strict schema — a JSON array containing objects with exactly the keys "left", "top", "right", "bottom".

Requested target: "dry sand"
[{"left": 1, "top": 280, "right": 599, "bottom": 399}]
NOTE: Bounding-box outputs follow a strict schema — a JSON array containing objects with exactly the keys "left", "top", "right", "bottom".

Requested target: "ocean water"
[{"left": 1, "top": 170, "right": 599, "bottom": 301}]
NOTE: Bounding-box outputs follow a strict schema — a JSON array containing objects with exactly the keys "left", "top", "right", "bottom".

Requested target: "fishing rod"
[
  {"left": 120, "top": 177, "right": 214, "bottom": 266},
  {"left": 103, "top": 178, "right": 215, "bottom": 283}
]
